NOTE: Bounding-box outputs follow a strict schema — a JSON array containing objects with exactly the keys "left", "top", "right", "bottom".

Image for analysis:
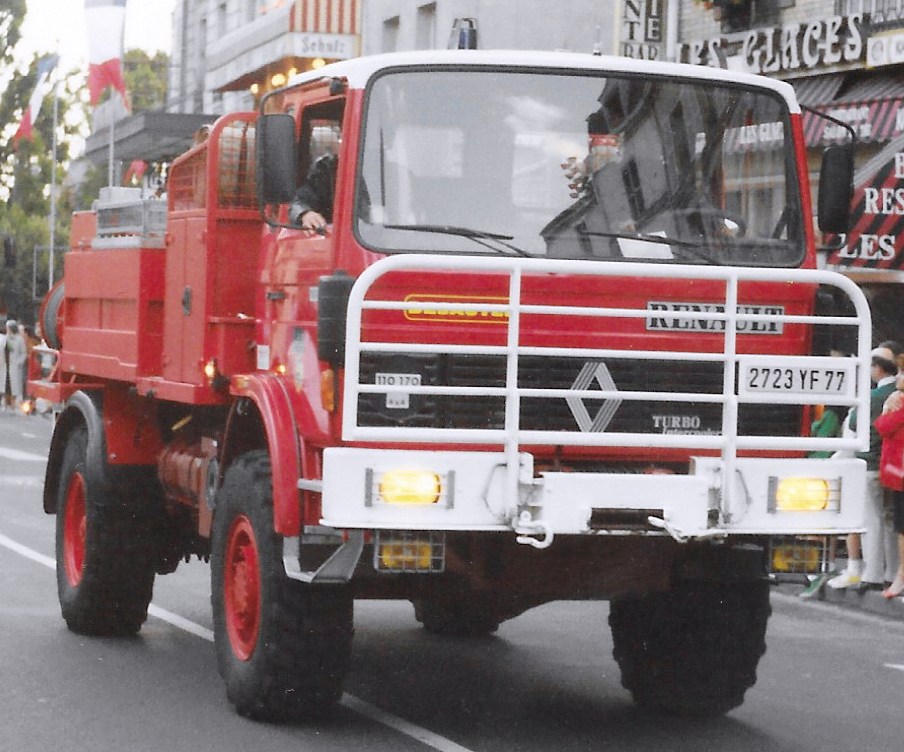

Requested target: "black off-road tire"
[
  {"left": 55, "top": 426, "right": 159, "bottom": 636},
  {"left": 412, "top": 596, "right": 501, "bottom": 637},
  {"left": 609, "top": 579, "right": 771, "bottom": 716},
  {"left": 211, "top": 450, "right": 353, "bottom": 721}
]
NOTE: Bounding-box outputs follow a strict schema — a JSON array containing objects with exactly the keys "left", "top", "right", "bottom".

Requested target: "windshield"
[{"left": 355, "top": 68, "right": 803, "bottom": 266}]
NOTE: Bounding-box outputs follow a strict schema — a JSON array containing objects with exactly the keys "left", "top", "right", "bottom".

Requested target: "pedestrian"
[
  {"left": 874, "top": 353, "right": 904, "bottom": 598},
  {"left": 828, "top": 344, "right": 900, "bottom": 589},
  {"left": 0, "top": 319, "right": 27, "bottom": 412},
  {"left": 799, "top": 351, "right": 851, "bottom": 598},
  {"left": 19, "top": 324, "right": 36, "bottom": 402}
]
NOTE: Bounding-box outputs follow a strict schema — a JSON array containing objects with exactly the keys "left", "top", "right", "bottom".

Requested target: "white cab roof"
[{"left": 287, "top": 49, "right": 800, "bottom": 113}]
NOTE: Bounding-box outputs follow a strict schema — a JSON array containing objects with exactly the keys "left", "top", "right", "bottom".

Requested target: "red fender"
[{"left": 226, "top": 373, "right": 319, "bottom": 536}]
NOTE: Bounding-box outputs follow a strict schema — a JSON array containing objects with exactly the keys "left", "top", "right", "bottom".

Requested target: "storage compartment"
[{"left": 60, "top": 246, "right": 166, "bottom": 382}]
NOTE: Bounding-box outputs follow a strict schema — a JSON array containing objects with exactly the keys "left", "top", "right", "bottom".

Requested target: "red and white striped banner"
[{"left": 290, "top": 0, "right": 359, "bottom": 35}]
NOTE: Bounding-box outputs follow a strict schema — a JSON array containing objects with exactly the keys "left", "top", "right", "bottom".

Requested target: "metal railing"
[{"left": 342, "top": 254, "right": 872, "bottom": 512}]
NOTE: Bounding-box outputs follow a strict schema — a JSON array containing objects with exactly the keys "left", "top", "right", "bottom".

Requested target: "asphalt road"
[{"left": 2, "top": 412, "right": 904, "bottom": 752}]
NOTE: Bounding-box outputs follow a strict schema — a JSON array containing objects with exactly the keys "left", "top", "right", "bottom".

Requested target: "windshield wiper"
[
  {"left": 384, "top": 223, "right": 533, "bottom": 257},
  {"left": 575, "top": 227, "right": 719, "bottom": 263}
]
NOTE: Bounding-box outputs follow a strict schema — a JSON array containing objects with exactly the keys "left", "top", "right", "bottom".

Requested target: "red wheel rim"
[
  {"left": 223, "top": 515, "right": 261, "bottom": 661},
  {"left": 63, "top": 472, "right": 87, "bottom": 588}
]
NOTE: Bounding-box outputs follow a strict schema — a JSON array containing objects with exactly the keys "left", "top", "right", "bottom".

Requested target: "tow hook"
[
  {"left": 515, "top": 511, "right": 554, "bottom": 549},
  {"left": 647, "top": 516, "right": 727, "bottom": 544}
]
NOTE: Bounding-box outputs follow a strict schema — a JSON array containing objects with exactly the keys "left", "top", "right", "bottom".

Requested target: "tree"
[
  {"left": 1, "top": 1, "right": 83, "bottom": 322},
  {"left": 124, "top": 49, "right": 169, "bottom": 113},
  {"left": 1, "top": 6, "right": 170, "bottom": 321}
]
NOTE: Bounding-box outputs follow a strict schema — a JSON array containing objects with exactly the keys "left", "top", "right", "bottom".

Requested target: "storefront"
[{"left": 619, "top": 1, "right": 904, "bottom": 344}]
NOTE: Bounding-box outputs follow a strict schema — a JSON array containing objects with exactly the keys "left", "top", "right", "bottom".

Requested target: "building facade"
[
  {"left": 167, "top": 1, "right": 619, "bottom": 121},
  {"left": 361, "top": 0, "right": 617, "bottom": 55},
  {"left": 167, "top": 0, "right": 362, "bottom": 116},
  {"left": 616, "top": 0, "right": 904, "bottom": 341}
]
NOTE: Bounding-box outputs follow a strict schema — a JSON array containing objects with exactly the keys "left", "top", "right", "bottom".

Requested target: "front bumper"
[{"left": 320, "top": 447, "right": 866, "bottom": 541}]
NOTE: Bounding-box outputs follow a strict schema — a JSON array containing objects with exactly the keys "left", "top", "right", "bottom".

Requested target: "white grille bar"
[{"left": 341, "top": 255, "right": 872, "bottom": 495}]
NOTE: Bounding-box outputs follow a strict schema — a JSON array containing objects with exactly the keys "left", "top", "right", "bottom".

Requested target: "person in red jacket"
[{"left": 875, "top": 353, "right": 904, "bottom": 599}]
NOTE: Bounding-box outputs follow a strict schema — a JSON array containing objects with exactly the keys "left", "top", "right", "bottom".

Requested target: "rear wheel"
[
  {"left": 211, "top": 451, "right": 353, "bottom": 720},
  {"left": 55, "top": 426, "right": 158, "bottom": 636},
  {"left": 609, "top": 579, "right": 770, "bottom": 716}
]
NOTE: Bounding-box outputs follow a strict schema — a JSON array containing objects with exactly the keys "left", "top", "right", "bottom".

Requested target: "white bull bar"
[{"left": 320, "top": 254, "right": 872, "bottom": 545}]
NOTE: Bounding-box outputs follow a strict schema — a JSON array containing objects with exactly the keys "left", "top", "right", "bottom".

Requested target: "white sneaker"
[{"left": 827, "top": 571, "right": 861, "bottom": 589}]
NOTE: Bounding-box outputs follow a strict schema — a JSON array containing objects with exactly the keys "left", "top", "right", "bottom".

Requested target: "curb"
[{"left": 772, "top": 580, "right": 904, "bottom": 620}]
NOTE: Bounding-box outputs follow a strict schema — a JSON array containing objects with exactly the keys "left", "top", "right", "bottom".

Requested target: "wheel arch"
[
  {"left": 223, "top": 374, "right": 316, "bottom": 536},
  {"left": 44, "top": 390, "right": 106, "bottom": 515}
]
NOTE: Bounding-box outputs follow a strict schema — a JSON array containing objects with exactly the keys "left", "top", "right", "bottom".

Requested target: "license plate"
[
  {"left": 738, "top": 356, "right": 857, "bottom": 401},
  {"left": 375, "top": 372, "right": 422, "bottom": 410}
]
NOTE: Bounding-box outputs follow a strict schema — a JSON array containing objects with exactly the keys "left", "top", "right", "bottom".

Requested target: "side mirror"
[
  {"left": 817, "top": 144, "right": 853, "bottom": 235},
  {"left": 256, "top": 113, "right": 297, "bottom": 205}
]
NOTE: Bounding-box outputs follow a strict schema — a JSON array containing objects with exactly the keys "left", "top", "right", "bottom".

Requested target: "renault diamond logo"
[{"left": 566, "top": 361, "right": 622, "bottom": 432}]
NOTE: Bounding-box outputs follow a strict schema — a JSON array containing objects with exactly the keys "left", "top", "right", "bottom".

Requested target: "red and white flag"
[
  {"left": 13, "top": 54, "right": 59, "bottom": 143},
  {"left": 124, "top": 159, "right": 147, "bottom": 184},
  {"left": 84, "top": 0, "right": 129, "bottom": 108}
]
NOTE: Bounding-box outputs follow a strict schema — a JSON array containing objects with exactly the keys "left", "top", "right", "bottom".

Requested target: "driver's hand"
[{"left": 300, "top": 210, "right": 327, "bottom": 231}]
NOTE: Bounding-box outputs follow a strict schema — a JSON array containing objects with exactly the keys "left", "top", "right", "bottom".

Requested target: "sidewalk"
[{"left": 772, "top": 578, "right": 904, "bottom": 620}]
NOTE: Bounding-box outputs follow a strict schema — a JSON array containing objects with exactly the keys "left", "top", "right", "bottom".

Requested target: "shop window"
[{"left": 719, "top": 0, "right": 790, "bottom": 33}]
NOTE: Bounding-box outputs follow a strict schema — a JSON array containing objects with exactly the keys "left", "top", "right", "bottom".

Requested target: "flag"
[
  {"left": 84, "top": 0, "right": 129, "bottom": 108},
  {"left": 124, "top": 160, "right": 147, "bottom": 185},
  {"left": 13, "top": 54, "right": 59, "bottom": 144}
]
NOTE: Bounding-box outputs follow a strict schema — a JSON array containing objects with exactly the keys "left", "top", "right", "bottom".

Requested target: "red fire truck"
[{"left": 34, "top": 50, "right": 871, "bottom": 720}]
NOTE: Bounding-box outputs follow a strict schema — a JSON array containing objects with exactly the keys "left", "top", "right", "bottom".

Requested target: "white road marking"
[
  {"left": 148, "top": 604, "right": 216, "bottom": 642},
  {"left": 885, "top": 663, "right": 904, "bottom": 672},
  {"left": 0, "top": 476, "right": 44, "bottom": 488},
  {"left": 341, "top": 695, "right": 476, "bottom": 752},
  {"left": 0, "top": 533, "right": 56, "bottom": 568},
  {"left": 0, "top": 447, "right": 47, "bottom": 462},
  {"left": 0, "top": 530, "right": 476, "bottom": 752}
]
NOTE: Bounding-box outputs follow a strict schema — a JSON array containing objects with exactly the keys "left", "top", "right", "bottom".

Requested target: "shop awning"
[
  {"left": 206, "top": 1, "right": 360, "bottom": 93},
  {"left": 800, "top": 71, "right": 904, "bottom": 147},
  {"left": 792, "top": 74, "right": 845, "bottom": 107},
  {"left": 83, "top": 111, "right": 217, "bottom": 165}
]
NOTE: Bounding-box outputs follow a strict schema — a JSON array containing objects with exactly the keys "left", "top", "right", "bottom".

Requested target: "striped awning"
[
  {"left": 792, "top": 74, "right": 845, "bottom": 107},
  {"left": 290, "top": 0, "right": 359, "bottom": 34},
  {"left": 835, "top": 72, "right": 904, "bottom": 104},
  {"left": 799, "top": 71, "right": 904, "bottom": 147},
  {"left": 803, "top": 97, "right": 904, "bottom": 146}
]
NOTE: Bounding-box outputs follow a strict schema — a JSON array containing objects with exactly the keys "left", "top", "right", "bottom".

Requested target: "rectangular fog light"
[
  {"left": 768, "top": 476, "right": 840, "bottom": 513},
  {"left": 374, "top": 531, "right": 445, "bottom": 573},
  {"left": 367, "top": 468, "right": 456, "bottom": 507}
]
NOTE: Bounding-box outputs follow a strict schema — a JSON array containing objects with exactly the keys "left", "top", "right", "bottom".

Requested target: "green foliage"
[
  {"left": 1, "top": 1, "right": 170, "bottom": 320},
  {"left": 0, "top": 1, "right": 26, "bottom": 55},
  {"left": 0, "top": 2, "right": 75, "bottom": 320},
  {"left": 125, "top": 49, "right": 169, "bottom": 112}
]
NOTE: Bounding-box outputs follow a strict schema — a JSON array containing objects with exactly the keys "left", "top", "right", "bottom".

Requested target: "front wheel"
[
  {"left": 211, "top": 451, "right": 353, "bottom": 720},
  {"left": 609, "top": 579, "right": 770, "bottom": 716}
]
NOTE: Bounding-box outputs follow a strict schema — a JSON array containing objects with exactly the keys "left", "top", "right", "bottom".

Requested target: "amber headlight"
[
  {"left": 377, "top": 470, "right": 442, "bottom": 505},
  {"left": 768, "top": 477, "right": 839, "bottom": 513}
]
